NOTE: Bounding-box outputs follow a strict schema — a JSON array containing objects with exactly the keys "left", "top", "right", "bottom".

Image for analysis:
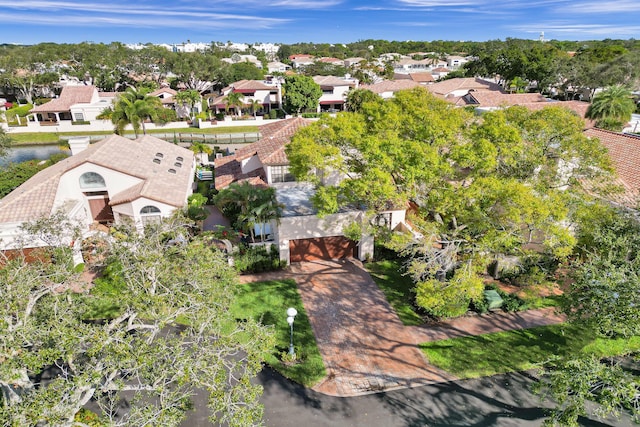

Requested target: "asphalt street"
[{"left": 181, "top": 366, "right": 634, "bottom": 426}]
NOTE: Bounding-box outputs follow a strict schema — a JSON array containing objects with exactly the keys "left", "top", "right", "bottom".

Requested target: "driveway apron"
[{"left": 289, "top": 259, "right": 454, "bottom": 396}]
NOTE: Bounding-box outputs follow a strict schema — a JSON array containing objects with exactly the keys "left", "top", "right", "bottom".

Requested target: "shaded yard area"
[
  {"left": 366, "top": 259, "right": 564, "bottom": 326},
  {"left": 420, "top": 323, "right": 640, "bottom": 379}
]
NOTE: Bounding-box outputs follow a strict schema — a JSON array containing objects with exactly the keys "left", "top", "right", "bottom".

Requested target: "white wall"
[
  {"left": 275, "top": 210, "right": 373, "bottom": 263},
  {"left": 240, "top": 155, "right": 263, "bottom": 175}
]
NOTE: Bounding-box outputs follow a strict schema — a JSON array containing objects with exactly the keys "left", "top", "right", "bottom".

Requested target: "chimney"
[{"left": 68, "top": 137, "right": 90, "bottom": 155}]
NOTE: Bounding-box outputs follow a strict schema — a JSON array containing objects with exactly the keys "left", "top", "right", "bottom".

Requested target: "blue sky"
[{"left": 3, "top": 0, "right": 640, "bottom": 45}]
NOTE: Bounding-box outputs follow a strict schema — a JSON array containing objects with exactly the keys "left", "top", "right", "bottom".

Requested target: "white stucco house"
[
  {"left": 28, "top": 85, "right": 116, "bottom": 126},
  {"left": 313, "top": 75, "right": 358, "bottom": 112},
  {"left": 214, "top": 117, "right": 408, "bottom": 264},
  {"left": 0, "top": 134, "right": 195, "bottom": 252},
  {"left": 208, "top": 79, "right": 282, "bottom": 115}
]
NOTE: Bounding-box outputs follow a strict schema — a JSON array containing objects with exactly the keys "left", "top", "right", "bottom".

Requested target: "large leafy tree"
[
  {"left": 98, "top": 87, "right": 163, "bottom": 137},
  {"left": 287, "top": 87, "right": 613, "bottom": 317},
  {"left": 167, "top": 52, "right": 227, "bottom": 92},
  {"left": 538, "top": 204, "right": 640, "bottom": 426},
  {"left": 0, "top": 213, "right": 274, "bottom": 426},
  {"left": 586, "top": 85, "right": 636, "bottom": 131},
  {"left": 282, "top": 75, "right": 322, "bottom": 114}
]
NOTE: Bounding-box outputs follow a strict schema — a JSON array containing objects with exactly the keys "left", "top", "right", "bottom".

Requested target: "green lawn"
[
  {"left": 366, "top": 260, "right": 424, "bottom": 326},
  {"left": 420, "top": 323, "right": 640, "bottom": 379},
  {"left": 231, "top": 279, "right": 326, "bottom": 387},
  {"left": 8, "top": 125, "right": 260, "bottom": 145}
]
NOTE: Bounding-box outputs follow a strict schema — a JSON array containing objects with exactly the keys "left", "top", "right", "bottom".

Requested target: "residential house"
[
  {"left": 393, "top": 58, "right": 432, "bottom": 74},
  {"left": 222, "top": 54, "right": 263, "bottom": 69},
  {"left": 446, "top": 55, "right": 469, "bottom": 68},
  {"left": 267, "top": 61, "right": 291, "bottom": 74},
  {"left": 426, "top": 77, "right": 504, "bottom": 100},
  {"left": 318, "top": 57, "right": 344, "bottom": 66},
  {"left": 457, "top": 91, "right": 548, "bottom": 110},
  {"left": 208, "top": 79, "right": 282, "bottom": 115},
  {"left": 214, "top": 118, "right": 407, "bottom": 263},
  {"left": 409, "top": 73, "right": 435, "bottom": 85},
  {"left": 584, "top": 128, "right": 640, "bottom": 209},
  {"left": 313, "top": 75, "right": 358, "bottom": 112},
  {"left": 344, "top": 57, "right": 366, "bottom": 68},
  {"left": 430, "top": 67, "right": 452, "bottom": 80},
  {"left": 0, "top": 135, "right": 195, "bottom": 252},
  {"left": 289, "top": 54, "right": 315, "bottom": 69},
  {"left": 361, "top": 80, "right": 422, "bottom": 99},
  {"left": 29, "top": 85, "right": 116, "bottom": 125}
]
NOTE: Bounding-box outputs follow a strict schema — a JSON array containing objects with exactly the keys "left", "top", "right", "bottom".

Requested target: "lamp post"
[{"left": 286, "top": 307, "right": 297, "bottom": 356}]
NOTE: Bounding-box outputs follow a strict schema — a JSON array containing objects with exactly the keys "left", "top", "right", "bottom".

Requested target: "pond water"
[{"left": 1, "top": 144, "right": 69, "bottom": 166}]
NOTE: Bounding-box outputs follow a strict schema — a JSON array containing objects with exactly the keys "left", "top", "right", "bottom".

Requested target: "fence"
[{"left": 60, "top": 132, "right": 260, "bottom": 145}]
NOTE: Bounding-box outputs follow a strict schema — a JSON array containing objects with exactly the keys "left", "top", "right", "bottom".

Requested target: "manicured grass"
[
  {"left": 366, "top": 260, "right": 424, "bottom": 326},
  {"left": 231, "top": 279, "right": 326, "bottom": 387},
  {"left": 8, "top": 125, "right": 261, "bottom": 145},
  {"left": 420, "top": 323, "right": 640, "bottom": 379}
]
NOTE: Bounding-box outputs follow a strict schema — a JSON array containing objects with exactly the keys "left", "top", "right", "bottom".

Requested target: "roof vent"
[
  {"left": 174, "top": 162, "right": 182, "bottom": 167},
  {"left": 155, "top": 152, "right": 164, "bottom": 158},
  {"left": 168, "top": 168, "right": 176, "bottom": 174},
  {"left": 153, "top": 158, "right": 161, "bottom": 164},
  {"left": 176, "top": 156, "right": 184, "bottom": 162}
]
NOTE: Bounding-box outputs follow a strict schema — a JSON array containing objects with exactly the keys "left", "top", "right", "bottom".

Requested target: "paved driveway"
[
  {"left": 239, "top": 258, "right": 566, "bottom": 398},
  {"left": 287, "top": 259, "right": 454, "bottom": 396}
]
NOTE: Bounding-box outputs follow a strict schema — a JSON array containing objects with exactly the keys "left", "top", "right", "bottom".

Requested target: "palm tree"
[
  {"left": 248, "top": 99, "right": 263, "bottom": 117},
  {"left": 223, "top": 91, "right": 245, "bottom": 117},
  {"left": 189, "top": 141, "right": 213, "bottom": 163},
  {"left": 99, "top": 87, "right": 163, "bottom": 137},
  {"left": 586, "top": 85, "right": 636, "bottom": 131},
  {"left": 213, "top": 183, "right": 281, "bottom": 242},
  {"left": 175, "top": 89, "right": 202, "bottom": 120}
]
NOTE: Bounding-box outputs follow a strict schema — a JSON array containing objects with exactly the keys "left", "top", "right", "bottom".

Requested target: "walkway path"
[{"left": 239, "top": 259, "right": 566, "bottom": 397}]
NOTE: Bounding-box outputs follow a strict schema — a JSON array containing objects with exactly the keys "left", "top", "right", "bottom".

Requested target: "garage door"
[{"left": 289, "top": 236, "right": 357, "bottom": 262}]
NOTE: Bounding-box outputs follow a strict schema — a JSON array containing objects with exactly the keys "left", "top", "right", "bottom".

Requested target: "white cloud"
[
  {"left": 559, "top": 0, "right": 640, "bottom": 14},
  {"left": 512, "top": 22, "right": 640, "bottom": 36}
]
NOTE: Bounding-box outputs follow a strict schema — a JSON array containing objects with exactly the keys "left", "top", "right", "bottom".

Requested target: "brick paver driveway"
[{"left": 288, "top": 259, "right": 454, "bottom": 396}]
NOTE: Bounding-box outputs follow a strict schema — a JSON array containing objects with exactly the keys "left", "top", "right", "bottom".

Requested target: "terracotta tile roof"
[
  {"left": 584, "top": 128, "right": 640, "bottom": 208},
  {"left": 214, "top": 117, "right": 311, "bottom": 189},
  {"left": 426, "top": 78, "right": 504, "bottom": 97},
  {"left": 460, "top": 91, "right": 547, "bottom": 107},
  {"left": 232, "top": 79, "right": 275, "bottom": 91},
  {"left": 30, "top": 85, "right": 96, "bottom": 113},
  {"left": 0, "top": 135, "right": 194, "bottom": 223},
  {"left": 520, "top": 100, "right": 593, "bottom": 127},
  {"left": 149, "top": 88, "right": 177, "bottom": 97},
  {"left": 409, "top": 73, "right": 435, "bottom": 83},
  {"left": 361, "top": 80, "right": 422, "bottom": 94},
  {"left": 313, "top": 76, "right": 357, "bottom": 88}
]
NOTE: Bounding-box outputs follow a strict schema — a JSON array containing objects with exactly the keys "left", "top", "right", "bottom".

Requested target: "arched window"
[
  {"left": 140, "top": 205, "right": 161, "bottom": 226},
  {"left": 79, "top": 172, "right": 106, "bottom": 189},
  {"left": 140, "top": 205, "right": 161, "bottom": 214}
]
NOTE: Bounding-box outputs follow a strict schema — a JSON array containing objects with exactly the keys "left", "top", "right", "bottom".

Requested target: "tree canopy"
[
  {"left": 98, "top": 86, "right": 163, "bottom": 137},
  {"left": 286, "top": 87, "right": 614, "bottom": 316},
  {"left": 538, "top": 204, "right": 640, "bottom": 426},
  {"left": 0, "top": 213, "right": 274, "bottom": 426},
  {"left": 282, "top": 75, "right": 322, "bottom": 114}
]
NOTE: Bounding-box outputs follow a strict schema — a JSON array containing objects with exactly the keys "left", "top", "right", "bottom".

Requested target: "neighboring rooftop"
[
  {"left": 214, "top": 117, "right": 311, "bottom": 189},
  {"left": 584, "top": 128, "right": 640, "bottom": 209},
  {"left": 30, "top": 85, "right": 96, "bottom": 113},
  {"left": 0, "top": 134, "right": 194, "bottom": 223}
]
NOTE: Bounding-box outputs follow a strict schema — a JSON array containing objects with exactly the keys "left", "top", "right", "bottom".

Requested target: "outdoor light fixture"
[{"left": 286, "top": 307, "right": 297, "bottom": 356}]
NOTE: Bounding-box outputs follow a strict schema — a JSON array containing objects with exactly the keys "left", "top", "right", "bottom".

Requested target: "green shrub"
[{"left": 234, "top": 244, "right": 286, "bottom": 274}]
